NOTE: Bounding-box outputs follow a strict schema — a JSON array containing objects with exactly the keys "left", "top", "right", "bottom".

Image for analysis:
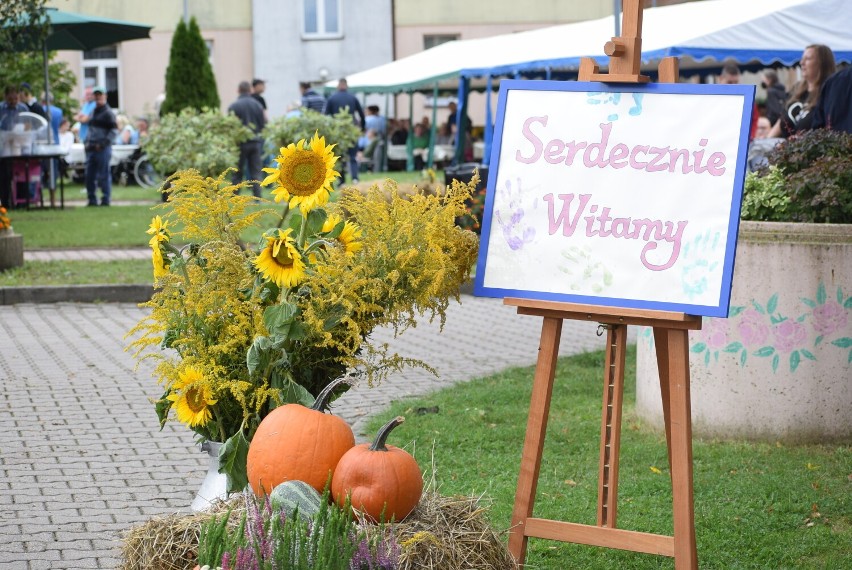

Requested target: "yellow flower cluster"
[{"left": 0, "top": 207, "right": 11, "bottom": 232}]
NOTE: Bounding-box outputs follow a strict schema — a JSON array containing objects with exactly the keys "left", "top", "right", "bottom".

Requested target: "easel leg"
[
  {"left": 508, "top": 316, "right": 563, "bottom": 566},
  {"left": 653, "top": 328, "right": 674, "bottom": 471},
  {"left": 597, "top": 324, "right": 627, "bottom": 528},
  {"left": 658, "top": 328, "right": 699, "bottom": 569}
]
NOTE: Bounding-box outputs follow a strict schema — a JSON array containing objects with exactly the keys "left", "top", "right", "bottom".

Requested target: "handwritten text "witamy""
[{"left": 544, "top": 193, "right": 688, "bottom": 271}]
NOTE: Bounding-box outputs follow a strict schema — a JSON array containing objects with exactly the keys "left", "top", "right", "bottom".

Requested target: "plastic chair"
[{"left": 12, "top": 161, "right": 42, "bottom": 207}]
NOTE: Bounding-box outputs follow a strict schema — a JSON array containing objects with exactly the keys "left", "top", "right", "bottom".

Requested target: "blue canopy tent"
[{"left": 337, "top": 0, "right": 852, "bottom": 168}]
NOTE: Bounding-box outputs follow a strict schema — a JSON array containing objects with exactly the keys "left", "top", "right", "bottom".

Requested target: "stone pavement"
[{"left": 0, "top": 278, "right": 635, "bottom": 569}]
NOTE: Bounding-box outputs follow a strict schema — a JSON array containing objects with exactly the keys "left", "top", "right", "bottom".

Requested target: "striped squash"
[{"left": 270, "top": 480, "right": 324, "bottom": 523}]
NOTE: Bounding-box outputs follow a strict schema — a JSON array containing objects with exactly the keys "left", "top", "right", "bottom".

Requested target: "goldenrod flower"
[
  {"left": 147, "top": 215, "right": 170, "bottom": 247},
  {"left": 254, "top": 228, "right": 307, "bottom": 288},
  {"left": 261, "top": 132, "right": 339, "bottom": 214},
  {"left": 167, "top": 366, "right": 217, "bottom": 428},
  {"left": 322, "top": 214, "right": 363, "bottom": 257}
]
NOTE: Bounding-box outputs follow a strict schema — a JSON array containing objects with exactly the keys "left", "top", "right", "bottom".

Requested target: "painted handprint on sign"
[
  {"left": 495, "top": 177, "right": 536, "bottom": 251},
  {"left": 558, "top": 245, "right": 614, "bottom": 293},
  {"left": 679, "top": 229, "right": 722, "bottom": 300},
  {"left": 586, "top": 91, "right": 644, "bottom": 122}
]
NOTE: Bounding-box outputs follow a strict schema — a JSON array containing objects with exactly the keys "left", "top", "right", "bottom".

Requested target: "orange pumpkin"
[
  {"left": 247, "top": 377, "right": 355, "bottom": 496},
  {"left": 332, "top": 416, "right": 423, "bottom": 522}
]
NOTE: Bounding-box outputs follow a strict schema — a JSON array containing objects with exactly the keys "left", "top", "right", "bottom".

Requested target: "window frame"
[{"left": 301, "top": 0, "right": 343, "bottom": 40}]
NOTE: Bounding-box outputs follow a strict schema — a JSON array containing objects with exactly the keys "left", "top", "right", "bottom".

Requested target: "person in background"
[
  {"left": 19, "top": 82, "right": 47, "bottom": 120},
  {"left": 810, "top": 64, "right": 852, "bottom": 134},
  {"left": 324, "top": 78, "right": 365, "bottom": 184},
  {"left": 364, "top": 105, "right": 386, "bottom": 136},
  {"left": 116, "top": 114, "right": 138, "bottom": 145},
  {"left": 40, "top": 92, "right": 63, "bottom": 144},
  {"left": 768, "top": 44, "right": 836, "bottom": 138},
  {"left": 718, "top": 61, "right": 758, "bottom": 140},
  {"left": 285, "top": 100, "right": 303, "bottom": 118},
  {"left": 300, "top": 81, "right": 326, "bottom": 113},
  {"left": 251, "top": 78, "right": 268, "bottom": 119},
  {"left": 755, "top": 116, "right": 773, "bottom": 139},
  {"left": 0, "top": 86, "right": 30, "bottom": 208},
  {"left": 78, "top": 86, "right": 117, "bottom": 206},
  {"left": 228, "top": 81, "right": 266, "bottom": 198},
  {"left": 760, "top": 69, "right": 788, "bottom": 127},
  {"left": 135, "top": 117, "right": 150, "bottom": 141},
  {"left": 58, "top": 118, "right": 75, "bottom": 179},
  {"left": 74, "top": 87, "right": 96, "bottom": 143}
]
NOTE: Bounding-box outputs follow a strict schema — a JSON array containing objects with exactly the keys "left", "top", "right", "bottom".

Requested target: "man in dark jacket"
[
  {"left": 80, "top": 86, "right": 117, "bottom": 206},
  {"left": 228, "top": 81, "right": 266, "bottom": 197},
  {"left": 810, "top": 66, "right": 852, "bottom": 134},
  {"left": 299, "top": 82, "right": 326, "bottom": 113},
  {"left": 760, "top": 70, "right": 788, "bottom": 127},
  {"left": 324, "top": 78, "right": 365, "bottom": 183}
]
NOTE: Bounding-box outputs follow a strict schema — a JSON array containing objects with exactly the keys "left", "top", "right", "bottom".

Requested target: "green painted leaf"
[
  {"left": 838, "top": 286, "right": 844, "bottom": 304},
  {"left": 691, "top": 342, "right": 707, "bottom": 353},
  {"left": 219, "top": 432, "right": 250, "bottom": 494},
  {"left": 848, "top": 350, "right": 852, "bottom": 364},
  {"left": 790, "top": 351, "right": 800, "bottom": 372},
  {"left": 800, "top": 349, "right": 816, "bottom": 361},
  {"left": 754, "top": 346, "right": 775, "bottom": 357},
  {"left": 740, "top": 350, "right": 747, "bottom": 367},
  {"left": 801, "top": 297, "right": 817, "bottom": 308},
  {"left": 766, "top": 293, "right": 778, "bottom": 315},
  {"left": 752, "top": 300, "right": 765, "bottom": 314},
  {"left": 772, "top": 354, "right": 780, "bottom": 372},
  {"left": 705, "top": 351, "right": 710, "bottom": 365},
  {"left": 831, "top": 337, "right": 852, "bottom": 349},
  {"left": 816, "top": 282, "right": 827, "bottom": 305},
  {"left": 815, "top": 335, "right": 824, "bottom": 346},
  {"left": 724, "top": 341, "right": 743, "bottom": 353},
  {"left": 844, "top": 297, "right": 852, "bottom": 309},
  {"left": 728, "top": 306, "right": 745, "bottom": 317}
]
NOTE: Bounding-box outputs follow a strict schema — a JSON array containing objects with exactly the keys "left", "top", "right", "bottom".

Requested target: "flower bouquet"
[{"left": 127, "top": 133, "right": 479, "bottom": 492}]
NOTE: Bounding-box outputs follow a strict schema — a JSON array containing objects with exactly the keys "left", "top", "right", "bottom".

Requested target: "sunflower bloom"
[
  {"left": 167, "top": 366, "right": 217, "bottom": 428},
  {"left": 261, "top": 132, "right": 339, "bottom": 214},
  {"left": 254, "top": 228, "right": 307, "bottom": 288},
  {"left": 322, "top": 214, "right": 363, "bottom": 257},
  {"left": 151, "top": 246, "right": 169, "bottom": 279}
]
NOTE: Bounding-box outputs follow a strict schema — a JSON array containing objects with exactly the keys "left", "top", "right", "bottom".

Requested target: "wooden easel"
[{"left": 506, "top": 2, "right": 702, "bottom": 568}]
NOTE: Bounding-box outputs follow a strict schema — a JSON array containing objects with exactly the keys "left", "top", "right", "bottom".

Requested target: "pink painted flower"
[
  {"left": 701, "top": 317, "right": 729, "bottom": 350},
  {"left": 736, "top": 309, "right": 770, "bottom": 348},
  {"left": 772, "top": 319, "right": 808, "bottom": 353},
  {"left": 812, "top": 300, "right": 848, "bottom": 337}
]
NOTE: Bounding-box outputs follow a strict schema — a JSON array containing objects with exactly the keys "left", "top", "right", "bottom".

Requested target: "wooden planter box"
[{"left": 636, "top": 222, "right": 852, "bottom": 443}]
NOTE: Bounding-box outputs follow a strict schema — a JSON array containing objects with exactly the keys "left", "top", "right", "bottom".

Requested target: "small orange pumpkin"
[
  {"left": 247, "top": 377, "right": 355, "bottom": 496},
  {"left": 332, "top": 415, "right": 423, "bottom": 522}
]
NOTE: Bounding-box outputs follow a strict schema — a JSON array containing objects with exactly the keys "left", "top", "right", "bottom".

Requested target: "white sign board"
[{"left": 474, "top": 81, "right": 755, "bottom": 317}]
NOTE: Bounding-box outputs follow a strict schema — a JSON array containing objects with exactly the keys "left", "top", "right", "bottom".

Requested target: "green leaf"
[
  {"left": 754, "top": 346, "right": 775, "bottom": 357},
  {"left": 837, "top": 286, "right": 844, "bottom": 304},
  {"left": 800, "top": 349, "right": 816, "bottom": 361},
  {"left": 219, "top": 432, "right": 250, "bottom": 495},
  {"left": 728, "top": 306, "right": 745, "bottom": 317},
  {"left": 815, "top": 335, "right": 824, "bottom": 346},
  {"left": 831, "top": 337, "right": 852, "bottom": 349},
  {"left": 322, "top": 304, "right": 349, "bottom": 331},
  {"left": 280, "top": 381, "right": 315, "bottom": 407},
  {"left": 740, "top": 350, "right": 747, "bottom": 367},
  {"left": 322, "top": 220, "right": 345, "bottom": 240},
  {"left": 247, "top": 335, "right": 273, "bottom": 376},
  {"left": 691, "top": 342, "right": 707, "bottom": 353},
  {"left": 844, "top": 297, "right": 852, "bottom": 309},
  {"left": 751, "top": 300, "right": 765, "bottom": 314},
  {"left": 724, "top": 342, "right": 743, "bottom": 353},
  {"left": 816, "top": 282, "right": 827, "bottom": 305},
  {"left": 305, "top": 208, "right": 328, "bottom": 236},
  {"left": 801, "top": 297, "right": 817, "bottom": 308},
  {"left": 264, "top": 303, "right": 299, "bottom": 336},
  {"left": 790, "top": 351, "right": 801, "bottom": 372},
  {"left": 766, "top": 293, "right": 778, "bottom": 315},
  {"left": 772, "top": 354, "right": 780, "bottom": 372},
  {"left": 155, "top": 390, "right": 172, "bottom": 429}
]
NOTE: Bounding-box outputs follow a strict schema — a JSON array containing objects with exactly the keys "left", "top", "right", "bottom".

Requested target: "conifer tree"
[{"left": 160, "top": 17, "right": 220, "bottom": 115}]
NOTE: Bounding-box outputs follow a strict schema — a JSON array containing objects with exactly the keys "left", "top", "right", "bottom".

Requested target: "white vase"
[{"left": 191, "top": 441, "right": 229, "bottom": 512}]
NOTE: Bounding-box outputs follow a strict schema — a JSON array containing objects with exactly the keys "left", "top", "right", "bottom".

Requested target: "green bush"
[
  {"left": 743, "top": 129, "right": 852, "bottom": 223},
  {"left": 263, "top": 108, "right": 361, "bottom": 156},
  {"left": 142, "top": 107, "right": 253, "bottom": 177}
]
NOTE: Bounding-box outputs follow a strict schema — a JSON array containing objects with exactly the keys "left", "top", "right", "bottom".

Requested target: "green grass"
[
  {"left": 365, "top": 347, "right": 852, "bottom": 569},
  {"left": 0, "top": 259, "right": 153, "bottom": 286}
]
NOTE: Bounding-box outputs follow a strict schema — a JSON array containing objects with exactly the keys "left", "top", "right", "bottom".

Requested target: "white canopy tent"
[{"left": 338, "top": 0, "right": 852, "bottom": 93}]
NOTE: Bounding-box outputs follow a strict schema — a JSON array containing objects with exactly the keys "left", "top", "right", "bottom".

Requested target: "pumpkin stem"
[
  {"left": 369, "top": 416, "right": 405, "bottom": 452},
  {"left": 311, "top": 376, "right": 351, "bottom": 412}
]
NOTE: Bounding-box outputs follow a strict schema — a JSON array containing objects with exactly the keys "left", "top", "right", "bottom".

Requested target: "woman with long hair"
[{"left": 768, "top": 44, "right": 836, "bottom": 138}]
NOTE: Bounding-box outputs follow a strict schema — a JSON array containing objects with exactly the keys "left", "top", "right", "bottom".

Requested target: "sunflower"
[
  {"left": 146, "top": 215, "right": 170, "bottom": 247},
  {"left": 261, "top": 131, "right": 339, "bottom": 214},
  {"left": 151, "top": 245, "right": 169, "bottom": 279},
  {"left": 167, "top": 366, "right": 217, "bottom": 428},
  {"left": 254, "top": 228, "right": 307, "bottom": 288},
  {"left": 321, "top": 214, "right": 363, "bottom": 257}
]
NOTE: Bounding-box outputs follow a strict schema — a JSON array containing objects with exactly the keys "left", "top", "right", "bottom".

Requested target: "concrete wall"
[{"left": 252, "top": 0, "right": 394, "bottom": 118}]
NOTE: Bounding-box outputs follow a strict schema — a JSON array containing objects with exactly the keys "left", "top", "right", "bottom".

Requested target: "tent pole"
[
  {"left": 406, "top": 90, "right": 414, "bottom": 171},
  {"left": 427, "top": 82, "right": 438, "bottom": 169},
  {"left": 453, "top": 77, "right": 469, "bottom": 165},
  {"left": 383, "top": 92, "right": 389, "bottom": 171},
  {"left": 483, "top": 75, "right": 493, "bottom": 167},
  {"left": 42, "top": 39, "right": 53, "bottom": 144}
]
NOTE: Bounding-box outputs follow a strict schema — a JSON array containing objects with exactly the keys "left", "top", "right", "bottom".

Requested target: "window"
[
  {"left": 82, "top": 44, "right": 121, "bottom": 110},
  {"left": 423, "top": 34, "right": 459, "bottom": 50},
  {"left": 303, "top": 0, "right": 342, "bottom": 38}
]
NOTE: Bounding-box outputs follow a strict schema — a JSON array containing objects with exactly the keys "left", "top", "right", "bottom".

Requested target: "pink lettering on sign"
[
  {"left": 516, "top": 118, "right": 728, "bottom": 176},
  {"left": 543, "top": 193, "right": 688, "bottom": 271}
]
